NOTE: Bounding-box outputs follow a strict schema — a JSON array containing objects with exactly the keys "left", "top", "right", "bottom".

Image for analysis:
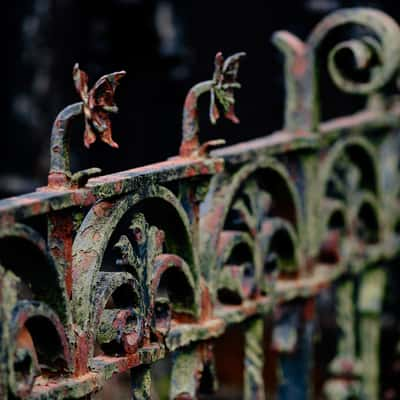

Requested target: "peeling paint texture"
[{"left": 0, "top": 6, "right": 400, "bottom": 399}]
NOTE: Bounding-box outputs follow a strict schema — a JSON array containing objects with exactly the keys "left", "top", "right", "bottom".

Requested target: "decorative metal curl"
[
  {"left": 273, "top": 8, "right": 400, "bottom": 132},
  {"left": 308, "top": 8, "right": 400, "bottom": 94}
]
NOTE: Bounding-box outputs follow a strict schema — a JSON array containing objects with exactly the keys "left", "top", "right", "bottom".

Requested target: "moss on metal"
[{"left": 0, "top": 7, "right": 400, "bottom": 399}]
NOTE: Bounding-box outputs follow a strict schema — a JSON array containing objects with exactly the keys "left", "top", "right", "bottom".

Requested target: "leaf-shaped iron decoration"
[
  {"left": 73, "top": 63, "right": 126, "bottom": 149},
  {"left": 180, "top": 51, "right": 245, "bottom": 158},
  {"left": 210, "top": 51, "right": 245, "bottom": 125}
]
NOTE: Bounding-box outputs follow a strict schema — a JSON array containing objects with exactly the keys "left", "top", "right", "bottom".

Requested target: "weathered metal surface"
[
  {"left": 180, "top": 51, "right": 245, "bottom": 158},
  {"left": 0, "top": 6, "right": 400, "bottom": 399},
  {"left": 48, "top": 65, "right": 126, "bottom": 189}
]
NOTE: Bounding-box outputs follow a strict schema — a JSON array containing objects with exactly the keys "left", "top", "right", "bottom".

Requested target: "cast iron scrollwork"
[{"left": 273, "top": 8, "right": 400, "bottom": 131}]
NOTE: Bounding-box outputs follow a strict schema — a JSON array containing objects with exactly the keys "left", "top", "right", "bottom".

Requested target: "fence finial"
[
  {"left": 48, "top": 64, "right": 126, "bottom": 189},
  {"left": 179, "top": 51, "right": 245, "bottom": 158},
  {"left": 73, "top": 64, "right": 126, "bottom": 149}
]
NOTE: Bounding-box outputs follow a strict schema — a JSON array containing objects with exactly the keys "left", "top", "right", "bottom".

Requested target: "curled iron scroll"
[
  {"left": 307, "top": 7, "right": 400, "bottom": 94},
  {"left": 273, "top": 8, "right": 400, "bottom": 132}
]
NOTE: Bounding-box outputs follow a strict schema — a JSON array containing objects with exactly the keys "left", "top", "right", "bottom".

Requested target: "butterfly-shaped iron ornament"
[
  {"left": 73, "top": 64, "right": 126, "bottom": 149},
  {"left": 209, "top": 51, "right": 246, "bottom": 125}
]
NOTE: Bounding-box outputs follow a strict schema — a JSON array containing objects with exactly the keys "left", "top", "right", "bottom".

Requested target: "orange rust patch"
[
  {"left": 74, "top": 335, "right": 89, "bottom": 376},
  {"left": 291, "top": 55, "right": 307, "bottom": 77},
  {"left": 93, "top": 201, "right": 114, "bottom": 217},
  {"left": 115, "top": 181, "right": 123, "bottom": 193}
]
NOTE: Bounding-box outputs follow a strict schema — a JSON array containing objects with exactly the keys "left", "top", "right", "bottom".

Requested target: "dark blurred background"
[{"left": 2, "top": 0, "right": 399, "bottom": 197}]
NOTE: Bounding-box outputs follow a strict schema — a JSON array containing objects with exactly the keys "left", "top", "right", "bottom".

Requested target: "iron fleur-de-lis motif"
[{"left": 73, "top": 63, "right": 126, "bottom": 149}]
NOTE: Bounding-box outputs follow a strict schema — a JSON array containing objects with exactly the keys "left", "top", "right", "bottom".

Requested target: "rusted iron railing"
[{"left": 1, "top": 7, "right": 400, "bottom": 399}]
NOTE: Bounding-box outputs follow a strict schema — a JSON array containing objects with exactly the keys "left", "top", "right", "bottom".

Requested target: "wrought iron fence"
[{"left": 1, "top": 6, "right": 400, "bottom": 399}]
